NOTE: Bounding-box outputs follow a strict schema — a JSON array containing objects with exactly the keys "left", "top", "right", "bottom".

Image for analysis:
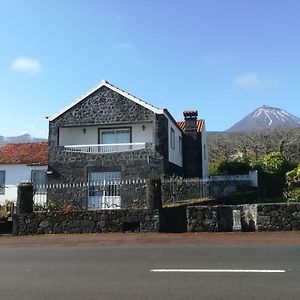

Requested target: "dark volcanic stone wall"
[
  {"left": 257, "top": 203, "right": 300, "bottom": 231},
  {"left": 13, "top": 209, "right": 160, "bottom": 235},
  {"left": 50, "top": 86, "right": 154, "bottom": 127},
  {"left": 47, "top": 148, "right": 164, "bottom": 208}
]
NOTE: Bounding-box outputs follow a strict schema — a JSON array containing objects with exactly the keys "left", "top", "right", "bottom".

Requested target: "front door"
[{"left": 88, "top": 171, "right": 121, "bottom": 210}]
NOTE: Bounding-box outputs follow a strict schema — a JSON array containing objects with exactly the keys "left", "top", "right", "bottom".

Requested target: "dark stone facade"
[
  {"left": 47, "top": 86, "right": 184, "bottom": 207},
  {"left": 13, "top": 209, "right": 160, "bottom": 235},
  {"left": 50, "top": 86, "right": 154, "bottom": 128}
]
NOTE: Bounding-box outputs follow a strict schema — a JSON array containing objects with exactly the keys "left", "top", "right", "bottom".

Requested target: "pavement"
[{"left": 1, "top": 232, "right": 300, "bottom": 300}]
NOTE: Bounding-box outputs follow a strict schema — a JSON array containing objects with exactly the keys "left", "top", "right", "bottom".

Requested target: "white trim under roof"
[{"left": 46, "top": 80, "right": 164, "bottom": 121}]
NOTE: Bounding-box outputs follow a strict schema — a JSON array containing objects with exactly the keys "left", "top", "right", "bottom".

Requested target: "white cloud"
[
  {"left": 233, "top": 73, "right": 262, "bottom": 88},
  {"left": 11, "top": 57, "right": 42, "bottom": 74}
]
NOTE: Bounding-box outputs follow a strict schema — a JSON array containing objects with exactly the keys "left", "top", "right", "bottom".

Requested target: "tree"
[{"left": 253, "top": 152, "right": 293, "bottom": 199}]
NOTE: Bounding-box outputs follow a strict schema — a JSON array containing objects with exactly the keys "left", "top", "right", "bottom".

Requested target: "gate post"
[
  {"left": 146, "top": 179, "right": 162, "bottom": 210},
  {"left": 16, "top": 182, "right": 34, "bottom": 214}
]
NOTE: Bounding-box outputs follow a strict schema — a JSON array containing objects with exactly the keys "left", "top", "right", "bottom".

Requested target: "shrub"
[
  {"left": 218, "top": 161, "right": 252, "bottom": 175},
  {"left": 285, "top": 188, "right": 300, "bottom": 202}
]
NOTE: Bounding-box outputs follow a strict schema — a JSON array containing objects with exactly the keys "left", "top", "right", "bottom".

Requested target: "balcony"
[{"left": 64, "top": 143, "right": 147, "bottom": 154}]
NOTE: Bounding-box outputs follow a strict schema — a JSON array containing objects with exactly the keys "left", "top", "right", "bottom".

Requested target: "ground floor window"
[
  {"left": 31, "top": 170, "right": 47, "bottom": 194},
  {"left": 0, "top": 170, "right": 5, "bottom": 194},
  {"left": 88, "top": 171, "right": 121, "bottom": 209}
]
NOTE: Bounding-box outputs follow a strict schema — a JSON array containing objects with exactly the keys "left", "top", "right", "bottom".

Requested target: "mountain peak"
[
  {"left": 0, "top": 134, "right": 47, "bottom": 145},
  {"left": 226, "top": 106, "right": 300, "bottom": 132}
]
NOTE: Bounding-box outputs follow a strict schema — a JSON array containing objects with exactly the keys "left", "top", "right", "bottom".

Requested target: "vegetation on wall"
[
  {"left": 285, "top": 163, "right": 300, "bottom": 202},
  {"left": 208, "top": 127, "right": 300, "bottom": 202}
]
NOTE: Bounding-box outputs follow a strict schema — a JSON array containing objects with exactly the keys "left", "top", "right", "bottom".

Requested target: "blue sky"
[{"left": 1, "top": 0, "right": 300, "bottom": 137}]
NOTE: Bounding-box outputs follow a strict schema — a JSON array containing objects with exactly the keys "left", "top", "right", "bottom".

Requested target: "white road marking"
[{"left": 150, "top": 269, "right": 286, "bottom": 273}]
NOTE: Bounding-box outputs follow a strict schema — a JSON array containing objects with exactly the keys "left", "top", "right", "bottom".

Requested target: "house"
[
  {"left": 46, "top": 80, "right": 208, "bottom": 209},
  {"left": 0, "top": 143, "right": 48, "bottom": 205}
]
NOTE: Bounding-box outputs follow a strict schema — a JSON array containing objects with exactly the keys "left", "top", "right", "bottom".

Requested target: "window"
[
  {"left": 88, "top": 171, "right": 121, "bottom": 209},
  {"left": 203, "top": 145, "right": 207, "bottom": 161},
  {"left": 31, "top": 170, "right": 47, "bottom": 194},
  {"left": 100, "top": 128, "right": 131, "bottom": 144},
  {"left": 88, "top": 171, "right": 121, "bottom": 197},
  {"left": 179, "top": 136, "right": 182, "bottom": 154},
  {"left": 170, "top": 128, "right": 175, "bottom": 149},
  {"left": 0, "top": 170, "right": 5, "bottom": 194}
]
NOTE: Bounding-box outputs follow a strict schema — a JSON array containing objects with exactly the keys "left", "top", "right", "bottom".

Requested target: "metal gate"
[{"left": 87, "top": 172, "right": 121, "bottom": 210}]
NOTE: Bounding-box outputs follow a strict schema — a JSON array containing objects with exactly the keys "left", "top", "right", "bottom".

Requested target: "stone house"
[
  {"left": 0, "top": 143, "right": 48, "bottom": 205},
  {"left": 46, "top": 80, "right": 208, "bottom": 209}
]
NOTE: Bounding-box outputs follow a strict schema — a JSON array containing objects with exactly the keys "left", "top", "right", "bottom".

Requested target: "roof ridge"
[{"left": 47, "top": 80, "right": 164, "bottom": 121}]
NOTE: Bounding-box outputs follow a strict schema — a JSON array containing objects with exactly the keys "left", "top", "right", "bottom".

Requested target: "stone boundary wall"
[
  {"left": 12, "top": 203, "right": 300, "bottom": 235},
  {"left": 187, "top": 203, "right": 300, "bottom": 232},
  {"left": 257, "top": 203, "right": 300, "bottom": 231},
  {"left": 13, "top": 209, "right": 159, "bottom": 235}
]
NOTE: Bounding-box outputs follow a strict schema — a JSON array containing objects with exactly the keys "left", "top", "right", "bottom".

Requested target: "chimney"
[
  {"left": 183, "top": 110, "right": 198, "bottom": 133},
  {"left": 183, "top": 110, "right": 201, "bottom": 178}
]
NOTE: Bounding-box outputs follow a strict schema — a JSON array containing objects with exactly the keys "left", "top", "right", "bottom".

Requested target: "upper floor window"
[
  {"left": 100, "top": 128, "right": 131, "bottom": 144},
  {"left": 179, "top": 136, "right": 182, "bottom": 154},
  {"left": 0, "top": 170, "right": 5, "bottom": 194},
  {"left": 170, "top": 128, "right": 175, "bottom": 149}
]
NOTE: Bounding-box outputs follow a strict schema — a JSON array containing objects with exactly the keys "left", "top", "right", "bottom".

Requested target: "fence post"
[
  {"left": 16, "top": 182, "right": 34, "bottom": 214},
  {"left": 146, "top": 179, "right": 162, "bottom": 210}
]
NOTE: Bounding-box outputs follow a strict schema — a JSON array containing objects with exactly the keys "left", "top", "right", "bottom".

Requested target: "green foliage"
[
  {"left": 284, "top": 163, "right": 300, "bottom": 202},
  {"left": 254, "top": 152, "right": 294, "bottom": 199},
  {"left": 208, "top": 162, "right": 220, "bottom": 175},
  {"left": 286, "top": 163, "right": 300, "bottom": 187},
  {"left": 253, "top": 152, "right": 289, "bottom": 174},
  {"left": 218, "top": 161, "right": 252, "bottom": 175},
  {"left": 46, "top": 200, "right": 60, "bottom": 211},
  {"left": 285, "top": 188, "right": 300, "bottom": 202}
]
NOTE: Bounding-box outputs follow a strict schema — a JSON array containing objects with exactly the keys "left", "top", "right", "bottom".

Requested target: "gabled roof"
[
  {"left": 177, "top": 120, "right": 205, "bottom": 133},
  {"left": 47, "top": 80, "right": 164, "bottom": 121},
  {"left": 0, "top": 143, "right": 48, "bottom": 165}
]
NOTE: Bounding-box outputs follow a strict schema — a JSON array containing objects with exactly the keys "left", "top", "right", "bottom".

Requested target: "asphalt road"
[{"left": 0, "top": 236, "right": 300, "bottom": 300}]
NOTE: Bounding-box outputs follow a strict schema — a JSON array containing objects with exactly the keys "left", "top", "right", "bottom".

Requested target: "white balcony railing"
[{"left": 64, "top": 143, "right": 146, "bottom": 154}]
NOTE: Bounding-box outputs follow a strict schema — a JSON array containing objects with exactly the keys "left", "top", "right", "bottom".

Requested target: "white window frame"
[
  {"left": 0, "top": 170, "right": 5, "bottom": 195},
  {"left": 31, "top": 170, "right": 47, "bottom": 194},
  {"left": 88, "top": 171, "right": 121, "bottom": 210},
  {"left": 179, "top": 136, "right": 182, "bottom": 155},
  {"left": 170, "top": 128, "right": 175, "bottom": 149},
  {"left": 99, "top": 128, "right": 131, "bottom": 144}
]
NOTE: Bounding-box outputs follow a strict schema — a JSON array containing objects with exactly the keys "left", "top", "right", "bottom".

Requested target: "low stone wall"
[
  {"left": 257, "top": 203, "right": 300, "bottom": 231},
  {"left": 13, "top": 209, "right": 159, "bottom": 235},
  {"left": 187, "top": 206, "right": 218, "bottom": 232},
  {"left": 187, "top": 203, "right": 300, "bottom": 232},
  {"left": 13, "top": 203, "right": 300, "bottom": 235}
]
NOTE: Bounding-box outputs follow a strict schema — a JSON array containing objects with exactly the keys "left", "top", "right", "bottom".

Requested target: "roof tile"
[
  {"left": 177, "top": 120, "right": 204, "bottom": 133},
  {"left": 0, "top": 143, "right": 48, "bottom": 165}
]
